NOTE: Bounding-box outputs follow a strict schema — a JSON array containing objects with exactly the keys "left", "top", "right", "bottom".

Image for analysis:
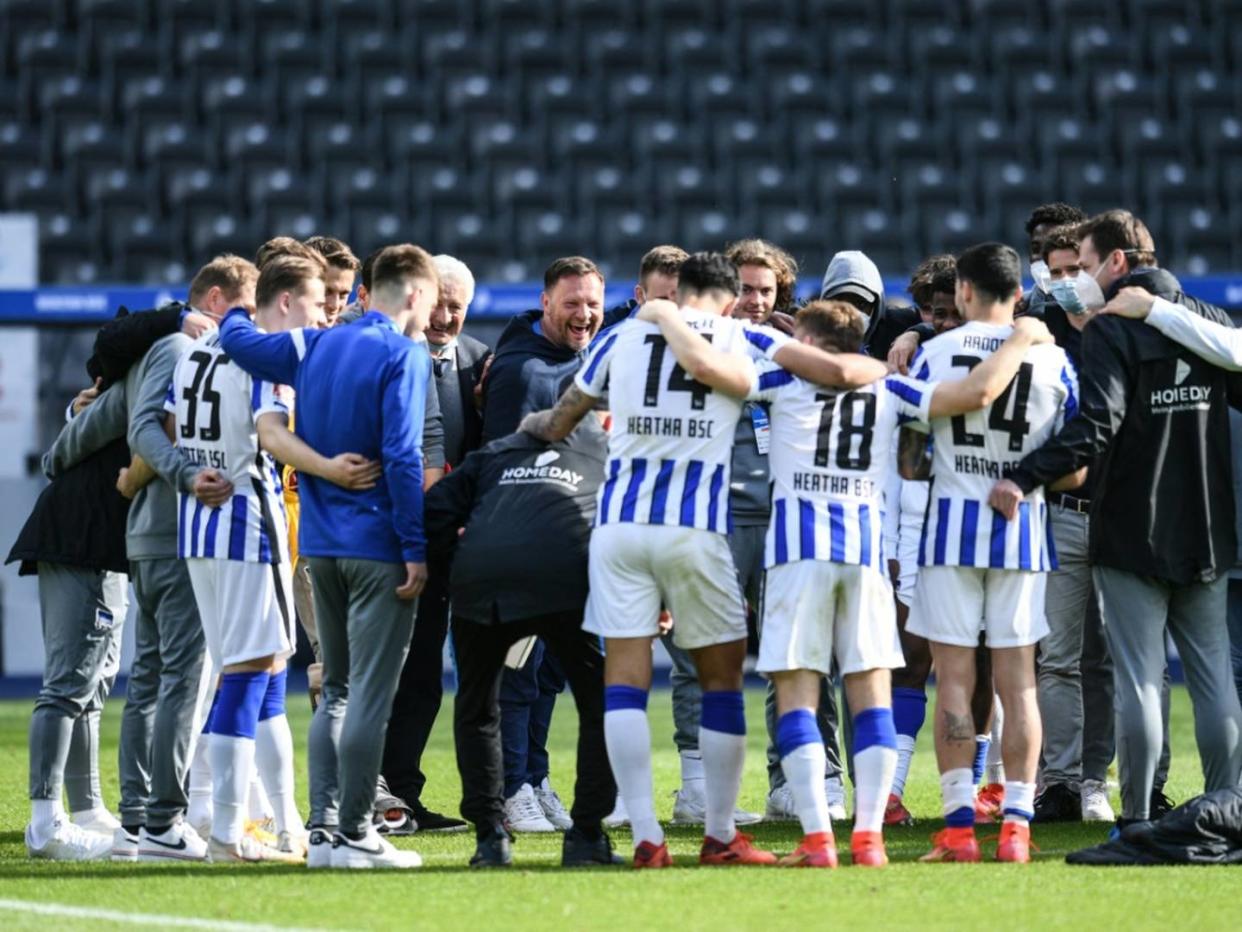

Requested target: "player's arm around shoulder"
[
  {"left": 925, "top": 317, "right": 1054, "bottom": 417},
  {"left": 637, "top": 299, "right": 761, "bottom": 398},
  {"left": 769, "top": 339, "right": 887, "bottom": 390}
]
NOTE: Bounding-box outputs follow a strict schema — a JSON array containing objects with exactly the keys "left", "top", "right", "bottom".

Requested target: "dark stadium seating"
[{"left": 1, "top": 0, "right": 1240, "bottom": 283}]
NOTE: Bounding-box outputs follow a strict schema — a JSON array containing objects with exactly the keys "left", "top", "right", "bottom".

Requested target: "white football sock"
[
  {"left": 853, "top": 745, "right": 897, "bottom": 835},
  {"left": 780, "top": 742, "right": 831, "bottom": 836},
  {"left": 187, "top": 734, "right": 213, "bottom": 831},
  {"left": 679, "top": 749, "right": 704, "bottom": 792},
  {"left": 941, "top": 767, "right": 976, "bottom": 823},
  {"left": 700, "top": 727, "right": 746, "bottom": 843},
  {"left": 604, "top": 709, "right": 662, "bottom": 848},
  {"left": 1003, "top": 781, "right": 1036, "bottom": 824},
  {"left": 210, "top": 734, "right": 256, "bottom": 845},
  {"left": 892, "top": 734, "right": 916, "bottom": 798},
  {"left": 248, "top": 774, "right": 273, "bottom": 822},
  {"left": 256, "top": 714, "right": 301, "bottom": 835}
]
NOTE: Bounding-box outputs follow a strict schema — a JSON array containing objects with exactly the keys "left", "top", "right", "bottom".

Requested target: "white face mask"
[
  {"left": 1049, "top": 266, "right": 1107, "bottom": 316},
  {"left": 1030, "top": 260, "right": 1052, "bottom": 295}
]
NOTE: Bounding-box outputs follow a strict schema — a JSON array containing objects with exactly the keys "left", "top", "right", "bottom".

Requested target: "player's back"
[
  {"left": 168, "top": 331, "right": 288, "bottom": 562},
  {"left": 585, "top": 310, "right": 759, "bottom": 533},
  {"left": 758, "top": 367, "right": 933, "bottom": 569},
  {"left": 913, "top": 320, "right": 1076, "bottom": 571}
]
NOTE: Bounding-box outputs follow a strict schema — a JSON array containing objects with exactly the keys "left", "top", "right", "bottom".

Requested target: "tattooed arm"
[{"left": 519, "top": 384, "right": 596, "bottom": 443}]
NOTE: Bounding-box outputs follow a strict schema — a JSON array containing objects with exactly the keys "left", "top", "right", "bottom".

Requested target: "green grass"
[{"left": 1, "top": 687, "right": 1240, "bottom": 930}]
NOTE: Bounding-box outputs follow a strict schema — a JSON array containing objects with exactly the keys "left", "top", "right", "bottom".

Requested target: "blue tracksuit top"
[{"left": 219, "top": 307, "right": 430, "bottom": 563}]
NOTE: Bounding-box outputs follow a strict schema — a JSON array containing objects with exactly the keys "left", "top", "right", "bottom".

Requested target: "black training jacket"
[
  {"left": 1009, "top": 267, "right": 1242, "bottom": 584},
  {"left": 424, "top": 422, "right": 607, "bottom": 623}
]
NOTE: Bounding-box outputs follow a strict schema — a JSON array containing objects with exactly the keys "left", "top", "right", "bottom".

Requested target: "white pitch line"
[{"left": 0, "top": 898, "right": 337, "bottom": 932}]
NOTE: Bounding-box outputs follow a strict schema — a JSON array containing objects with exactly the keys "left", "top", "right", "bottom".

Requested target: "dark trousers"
[
  {"left": 453, "top": 610, "right": 614, "bottom": 834},
  {"left": 500, "top": 643, "right": 565, "bottom": 796},
  {"left": 382, "top": 570, "right": 451, "bottom": 806}
]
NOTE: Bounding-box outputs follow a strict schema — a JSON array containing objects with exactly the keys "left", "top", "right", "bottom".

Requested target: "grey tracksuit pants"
[
  {"left": 1095, "top": 566, "right": 1242, "bottom": 820},
  {"left": 118, "top": 558, "right": 212, "bottom": 829},
  {"left": 28, "top": 563, "right": 127, "bottom": 810},
  {"left": 1038, "top": 506, "right": 1116, "bottom": 786},
  {"left": 306, "top": 557, "right": 417, "bottom": 836}
]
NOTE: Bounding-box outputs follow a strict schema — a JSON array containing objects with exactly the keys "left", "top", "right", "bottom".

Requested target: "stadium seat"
[
  {"left": 389, "top": 120, "right": 465, "bottom": 176},
  {"left": 988, "top": 25, "right": 1057, "bottom": 76},
  {"left": 239, "top": 0, "right": 312, "bottom": 39},
  {"left": 505, "top": 31, "right": 573, "bottom": 81},
  {"left": 4, "top": 168, "right": 71, "bottom": 212},
  {"left": 82, "top": 166, "right": 149, "bottom": 214},
  {"left": 284, "top": 74, "right": 354, "bottom": 146},
  {"left": 263, "top": 31, "right": 324, "bottom": 89},
  {"left": 177, "top": 30, "right": 248, "bottom": 83},
  {"left": 59, "top": 120, "right": 125, "bottom": 179}
]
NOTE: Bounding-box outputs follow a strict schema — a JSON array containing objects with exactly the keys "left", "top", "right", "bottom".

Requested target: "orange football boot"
[
  {"left": 777, "top": 832, "right": 838, "bottom": 868},
  {"left": 995, "top": 821, "right": 1033, "bottom": 863},
  {"left": 884, "top": 794, "right": 914, "bottom": 826},
  {"left": 700, "top": 831, "right": 778, "bottom": 865},
  {"left": 919, "top": 827, "right": 982, "bottom": 862},
  {"left": 850, "top": 830, "right": 888, "bottom": 867},
  {"left": 633, "top": 840, "right": 673, "bottom": 869},
  {"left": 974, "top": 783, "right": 1005, "bottom": 823}
]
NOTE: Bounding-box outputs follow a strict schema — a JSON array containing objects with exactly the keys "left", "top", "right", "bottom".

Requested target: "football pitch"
[{"left": 1, "top": 687, "right": 1240, "bottom": 931}]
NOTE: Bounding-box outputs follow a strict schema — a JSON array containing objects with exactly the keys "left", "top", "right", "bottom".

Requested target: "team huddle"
[{"left": 19, "top": 207, "right": 1242, "bottom": 870}]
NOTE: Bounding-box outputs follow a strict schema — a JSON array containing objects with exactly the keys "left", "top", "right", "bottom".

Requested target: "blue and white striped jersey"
[
  {"left": 165, "top": 330, "right": 290, "bottom": 563},
  {"left": 908, "top": 321, "right": 1078, "bottom": 572},
  {"left": 753, "top": 366, "right": 937, "bottom": 568},
  {"left": 574, "top": 310, "right": 786, "bottom": 534}
]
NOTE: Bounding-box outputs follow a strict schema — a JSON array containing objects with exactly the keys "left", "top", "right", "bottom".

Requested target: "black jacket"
[
  {"left": 1010, "top": 267, "right": 1242, "bottom": 584},
  {"left": 480, "top": 306, "right": 632, "bottom": 443},
  {"left": 6, "top": 304, "right": 185, "bottom": 576},
  {"left": 434, "top": 333, "right": 492, "bottom": 468},
  {"left": 863, "top": 303, "right": 921, "bottom": 360},
  {"left": 1067, "top": 787, "right": 1242, "bottom": 865},
  {"left": 424, "top": 423, "right": 607, "bottom": 624}
]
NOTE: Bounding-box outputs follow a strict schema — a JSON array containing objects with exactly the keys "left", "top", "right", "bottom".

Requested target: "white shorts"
[
  {"left": 584, "top": 523, "right": 747, "bottom": 650},
  {"left": 757, "top": 560, "right": 905, "bottom": 676},
  {"left": 187, "top": 558, "right": 296, "bottom": 667},
  {"left": 906, "top": 565, "right": 1048, "bottom": 649}
]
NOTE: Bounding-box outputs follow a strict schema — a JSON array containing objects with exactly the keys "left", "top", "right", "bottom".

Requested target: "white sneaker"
[
  {"left": 110, "top": 825, "right": 139, "bottom": 861},
  {"left": 306, "top": 826, "right": 335, "bottom": 869},
  {"left": 670, "top": 785, "right": 762, "bottom": 826},
  {"left": 533, "top": 778, "right": 573, "bottom": 831},
  {"left": 25, "top": 818, "right": 112, "bottom": 861},
  {"left": 504, "top": 783, "right": 556, "bottom": 832},
  {"left": 278, "top": 828, "right": 310, "bottom": 858},
  {"left": 71, "top": 807, "right": 121, "bottom": 834},
  {"left": 1081, "top": 779, "right": 1116, "bottom": 822},
  {"left": 825, "top": 776, "right": 848, "bottom": 821},
  {"left": 137, "top": 820, "right": 208, "bottom": 862},
  {"left": 603, "top": 796, "right": 630, "bottom": 829},
  {"left": 208, "top": 834, "right": 304, "bottom": 864},
  {"left": 764, "top": 785, "right": 798, "bottom": 821},
  {"left": 329, "top": 827, "right": 422, "bottom": 869}
]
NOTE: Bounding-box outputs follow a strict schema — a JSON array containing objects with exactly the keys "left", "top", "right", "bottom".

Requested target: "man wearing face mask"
[
  {"left": 1027, "top": 227, "right": 1124, "bottom": 823},
  {"left": 820, "top": 250, "right": 921, "bottom": 360},
  {"left": 1023, "top": 203, "right": 1087, "bottom": 319},
  {"left": 991, "top": 209, "right": 1242, "bottom": 832}
]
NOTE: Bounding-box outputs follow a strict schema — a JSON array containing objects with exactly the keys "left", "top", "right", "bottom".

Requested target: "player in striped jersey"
[
  {"left": 648, "top": 298, "right": 1052, "bottom": 867},
  {"left": 521, "top": 253, "right": 889, "bottom": 868},
  {"left": 901, "top": 243, "right": 1082, "bottom": 864},
  {"left": 168, "top": 253, "right": 381, "bottom": 862}
]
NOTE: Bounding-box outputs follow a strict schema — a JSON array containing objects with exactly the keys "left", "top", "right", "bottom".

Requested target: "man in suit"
[{"left": 379, "top": 255, "right": 492, "bottom": 833}]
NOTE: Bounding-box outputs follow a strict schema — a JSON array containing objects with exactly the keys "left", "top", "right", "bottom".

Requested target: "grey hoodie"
[
  {"left": 49, "top": 333, "right": 201, "bottom": 560},
  {"left": 820, "top": 249, "right": 884, "bottom": 339}
]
